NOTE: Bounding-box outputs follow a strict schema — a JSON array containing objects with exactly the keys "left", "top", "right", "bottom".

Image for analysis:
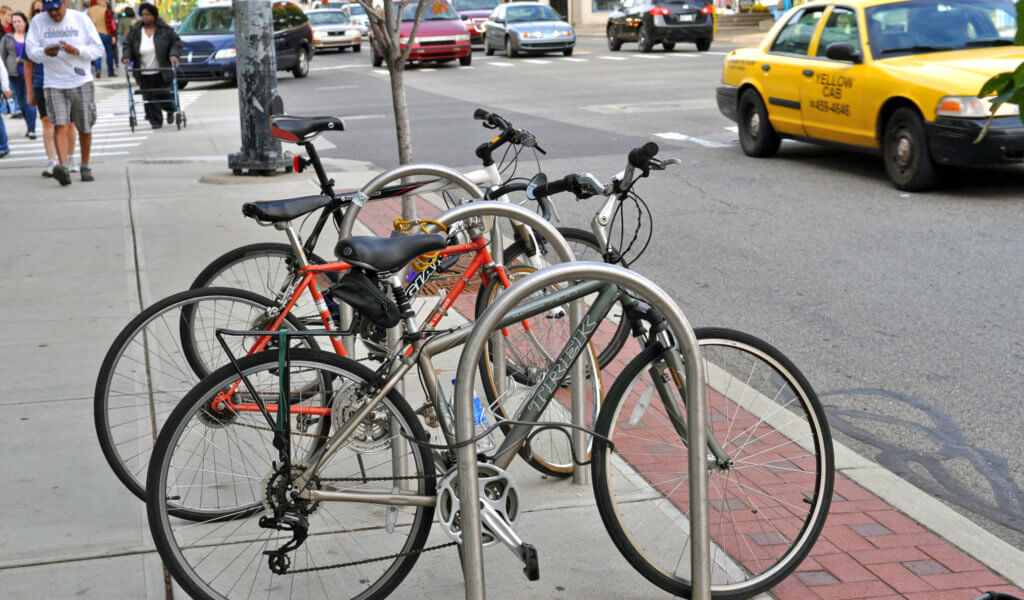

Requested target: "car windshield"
[
  {"left": 399, "top": 1, "right": 459, "bottom": 20},
  {"left": 309, "top": 11, "right": 350, "bottom": 25},
  {"left": 506, "top": 4, "right": 559, "bottom": 22},
  {"left": 177, "top": 7, "right": 234, "bottom": 33},
  {"left": 866, "top": 0, "right": 1017, "bottom": 58},
  {"left": 452, "top": 0, "right": 499, "bottom": 10},
  {"left": 348, "top": 3, "right": 366, "bottom": 15}
]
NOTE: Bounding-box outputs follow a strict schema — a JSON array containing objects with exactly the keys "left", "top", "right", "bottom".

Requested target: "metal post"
[
  {"left": 228, "top": 0, "right": 291, "bottom": 176},
  {"left": 453, "top": 262, "right": 711, "bottom": 600}
]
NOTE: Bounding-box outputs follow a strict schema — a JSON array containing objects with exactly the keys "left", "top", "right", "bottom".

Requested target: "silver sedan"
[{"left": 308, "top": 9, "right": 363, "bottom": 52}]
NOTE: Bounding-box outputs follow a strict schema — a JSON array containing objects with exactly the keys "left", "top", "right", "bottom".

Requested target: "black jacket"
[{"left": 122, "top": 21, "right": 182, "bottom": 84}]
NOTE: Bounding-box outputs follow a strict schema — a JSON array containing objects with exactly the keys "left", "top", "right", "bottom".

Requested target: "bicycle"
[
  {"left": 94, "top": 191, "right": 600, "bottom": 504},
  {"left": 146, "top": 147, "right": 833, "bottom": 599}
]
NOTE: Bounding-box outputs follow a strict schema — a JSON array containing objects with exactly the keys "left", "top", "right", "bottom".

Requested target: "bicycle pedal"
[{"left": 520, "top": 543, "right": 539, "bottom": 581}]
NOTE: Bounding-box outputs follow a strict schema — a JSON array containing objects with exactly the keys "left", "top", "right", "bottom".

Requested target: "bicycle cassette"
[
  {"left": 330, "top": 381, "right": 392, "bottom": 454},
  {"left": 436, "top": 463, "right": 521, "bottom": 547}
]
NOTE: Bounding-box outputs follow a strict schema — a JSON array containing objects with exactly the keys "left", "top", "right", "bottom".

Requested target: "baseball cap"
[{"left": 42, "top": 0, "right": 63, "bottom": 10}]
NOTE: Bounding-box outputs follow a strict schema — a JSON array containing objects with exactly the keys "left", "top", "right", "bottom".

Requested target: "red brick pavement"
[{"left": 352, "top": 198, "right": 1023, "bottom": 600}]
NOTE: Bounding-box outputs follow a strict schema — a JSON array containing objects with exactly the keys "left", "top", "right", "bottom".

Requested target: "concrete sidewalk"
[{"left": 0, "top": 79, "right": 1022, "bottom": 600}]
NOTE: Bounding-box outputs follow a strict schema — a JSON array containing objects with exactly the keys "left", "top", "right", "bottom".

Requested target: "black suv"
[
  {"left": 177, "top": 1, "right": 314, "bottom": 86},
  {"left": 606, "top": 0, "right": 713, "bottom": 52}
]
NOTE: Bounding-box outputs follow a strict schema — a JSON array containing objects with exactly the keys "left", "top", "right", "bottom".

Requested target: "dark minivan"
[
  {"left": 177, "top": 1, "right": 314, "bottom": 86},
  {"left": 606, "top": 0, "right": 714, "bottom": 52}
]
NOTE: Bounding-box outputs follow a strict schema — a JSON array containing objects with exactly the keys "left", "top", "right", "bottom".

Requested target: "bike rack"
[{"left": 453, "top": 262, "right": 711, "bottom": 600}]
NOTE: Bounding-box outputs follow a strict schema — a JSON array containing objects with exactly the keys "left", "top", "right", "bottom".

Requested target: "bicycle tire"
[
  {"left": 475, "top": 264, "right": 603, "bottom": 478},
  {"left": 94, "top": 287, "right": 319, "bottom": 506},
  {"left": 147, "top": 349, "right": 436, "bottom": 600},
  {"left": 189, "top": 242, "right": 335, "bottom": 326},
  {"left": 496, "top": 226, "right": 631, "bottom": 369},
  {"left": 592, "top": 328, "right": 834, "bottom": 598}
]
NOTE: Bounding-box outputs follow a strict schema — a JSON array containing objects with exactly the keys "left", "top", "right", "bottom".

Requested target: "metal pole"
[
  {"left": 227, "top": 0, "right": 291, "bottom": 176},
  {"left": 453, "top": 262, "right": 711, "bottom": 600}
]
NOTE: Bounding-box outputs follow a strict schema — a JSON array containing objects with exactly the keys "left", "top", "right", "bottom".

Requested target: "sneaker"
[
  {"left": 167, "top": 111, "right": 174, "bottom": 125},
  {"left": 42, "top": 164, "right": 54, "bottom": 177},
  {"left": 80, "top": 166, "right": 94, "bottom": 182},
  {"left": 0, "top": 151, "right": 9, "bottom": 159},
  {"left": 69, "top": 161, "right": 80, "bottom": 173},
  {"left": 151, "top": 120, "right": 163, "bottom": 129},
  {"left": 53, "top": 165, "right": 72, "bottom": 186}
]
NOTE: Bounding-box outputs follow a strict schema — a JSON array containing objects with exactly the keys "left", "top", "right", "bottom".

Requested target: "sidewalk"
[{"left": 1, "top": 81, "right": 1022, "bottom": 600}]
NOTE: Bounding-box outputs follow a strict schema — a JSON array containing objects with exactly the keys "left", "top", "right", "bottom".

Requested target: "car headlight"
[
  {"left": 937, "top": 95, "right": 1020, "bottom": 118},
  {"left": 213, "top": 48, "right": 237, "bottom": 60},
  {"left": 454, "top": 34, "right": 470, "bottom": 42},
  {"left": 557, "top": 30, "right": 573, "bottom": 36},
  {"left": 313, "top": 30, "right": 325, "bottom": 41}
]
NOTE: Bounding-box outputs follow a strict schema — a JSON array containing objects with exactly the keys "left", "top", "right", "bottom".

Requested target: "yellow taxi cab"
[{"left": 716, "top": 0, "right": 1024, "bottom": 190}]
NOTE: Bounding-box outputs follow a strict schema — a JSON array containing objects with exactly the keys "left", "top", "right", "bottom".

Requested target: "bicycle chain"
[{"left": 283, "top": 541, "right": 457, "bottom": 575}]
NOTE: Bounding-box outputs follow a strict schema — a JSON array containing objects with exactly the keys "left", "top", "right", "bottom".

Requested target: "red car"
[{"left": 371, "top": 1, "right": 472, "bottom": 66}]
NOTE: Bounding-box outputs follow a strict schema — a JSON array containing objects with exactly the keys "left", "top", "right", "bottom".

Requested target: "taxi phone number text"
[{"left": 808, "top": 99, "right": 850, "bottom": 116}]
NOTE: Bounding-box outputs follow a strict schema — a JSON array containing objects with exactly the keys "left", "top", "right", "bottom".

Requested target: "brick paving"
[{"left": 355, "top": 197, "right": 1023, "bottom": 600}]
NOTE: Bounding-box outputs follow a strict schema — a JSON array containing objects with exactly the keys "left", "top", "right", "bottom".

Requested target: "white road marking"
[
  {"left": 0, "top": 151, "right": 131, "bottom": 163},
  {"left": 488, "top": 61, "right": 512, "bottom": 67},
  {"left": 634, "top": 54, "right": 664, "bottom": 59},
  {"left": 458, "top": 66, "right": 475, "bottom": 69},
  {"left": 418, "top": 68, "right": 437, "bottom": 72},
  {"left": 597, "top": 55, "right": 628, "bottom": 61},
  {"left": 339, "top": 114, "right": 387, "bottom": 120},
  {"left": 315, "top": 85, "right": 360, "bottom": 90},
  {"left": 704, "top": 51, "right": 729, "bottom": 55},
  {"left": 654, "top": 131, "right": 733, "bottom": 148},
  {"left": 373, "top": 69, "right": 388, "bottom": 74},
  {"left": 724, "top": 126, "right": 738, "bottom": 133},
  {"left": 562, "top": 57, "right": 587, "bottom": 62},
  {"left": 666, "top": 52, "right": 697, "bottom": 57},
  {"left": 523, "top": 59, "right": 551, "bottom": 64},
  {"left": 311, "top": 64, "right": 371, "bottom": 71}
]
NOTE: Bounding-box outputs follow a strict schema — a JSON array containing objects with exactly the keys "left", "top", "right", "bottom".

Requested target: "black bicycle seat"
[
  {"left": 335, "top": 234, "right": 447, "bottom": 273},
  {"left": 242, "top": 195, "right": 333, "bottom": 223},
  {"left": 270, "top": 114, "right": 345, "bottom": 143}
]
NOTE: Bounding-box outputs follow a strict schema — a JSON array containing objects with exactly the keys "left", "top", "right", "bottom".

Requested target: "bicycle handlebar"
[
  {"left": 473, "top": 108, "right": 513, "bottom": 132},
  {"left": 628, "top": 142, "right": 660, "bottom": 172},
  {"left": 484, "top": 180, "right": 552, "bottom": 221}
]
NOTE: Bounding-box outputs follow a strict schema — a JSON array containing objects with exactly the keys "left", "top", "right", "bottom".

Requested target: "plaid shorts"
[{"left": 44, "top": 82, "right": 97, "bottom": 134}]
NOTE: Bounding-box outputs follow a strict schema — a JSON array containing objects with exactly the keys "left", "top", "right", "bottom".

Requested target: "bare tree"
[{"left": 355, "top": 0, "right": 440, "bottom": 220}]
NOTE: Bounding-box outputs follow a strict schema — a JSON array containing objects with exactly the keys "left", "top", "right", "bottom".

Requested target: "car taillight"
[
  {"left": 701, "top": 4, "right": 714, "bottom": 14},
  {"left": 649, "top": 6, "right": 670, "bottom": 16}
]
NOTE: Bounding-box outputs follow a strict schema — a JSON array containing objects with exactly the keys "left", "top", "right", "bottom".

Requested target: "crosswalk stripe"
[
  {"left": 523, "top": 59, "right": 551, "bottom": 64},
  {"left": 0, "top": 150, "right": 131, "bottom": 163},
  {"left": 562, "top": 57, "right": 587, "bottom": 62},
  {"left": 634, "top": 54, "right": 664, "bottom": 59},
  {"left": 488, "top": 61, "right": 512, "bottom": 67},
  {"left": 597, "top": 55, "right": 627, "bottom": 61}
]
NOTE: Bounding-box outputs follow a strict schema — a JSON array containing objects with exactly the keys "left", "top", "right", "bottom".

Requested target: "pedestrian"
[
  {"left": 25, "top": 0, "right": 104, "bottom": 185},
  {"left": 0, "top": 54, "right": 11, "bottom": 158},
  {"left": 87, "top": 0, "right": 115, "bottom": 78},
  {"left": 116, "top": 6, "right": 135, "bottom": 41},
  {"left": 121, "top": 3, "right": 180, "bottom": 130},
  {"left": 1, "top": 11, "right": 37, "bottom": 139},
  {"left": 25, "top": 0, "right": 61, "bottom": 175},
  {"left": 0, "top": 5, "right": 12, "bottom": 36}
]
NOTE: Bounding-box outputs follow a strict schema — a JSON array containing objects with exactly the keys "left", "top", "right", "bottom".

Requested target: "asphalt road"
[{"left": 252, "top": 36, "right": 1024, "bottom": 548}]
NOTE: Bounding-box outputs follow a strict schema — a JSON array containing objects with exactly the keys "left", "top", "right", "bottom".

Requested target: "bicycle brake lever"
[
  {"left": 649, "top": 157, "right": 681, "bottom": 171},
  {"left": 533, "top": 143, "right": 547, "bottom": 155}
]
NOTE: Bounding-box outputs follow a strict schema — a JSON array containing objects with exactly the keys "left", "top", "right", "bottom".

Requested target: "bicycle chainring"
[{"left": 436, "top": 463, "right": 521, "bottom": 547}]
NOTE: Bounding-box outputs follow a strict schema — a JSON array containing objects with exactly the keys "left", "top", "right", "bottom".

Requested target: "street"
[{"left": 264, "top": 36, "right": 1024, "bottom": 550}]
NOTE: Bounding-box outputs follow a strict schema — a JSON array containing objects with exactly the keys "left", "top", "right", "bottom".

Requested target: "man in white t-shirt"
[{"left": 25, "top": 0, "right": 104, "bottom": 185}]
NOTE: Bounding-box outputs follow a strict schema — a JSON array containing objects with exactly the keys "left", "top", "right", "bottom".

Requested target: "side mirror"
[{"left": 825, "top": 41, "right": 862, "bottom": 63}]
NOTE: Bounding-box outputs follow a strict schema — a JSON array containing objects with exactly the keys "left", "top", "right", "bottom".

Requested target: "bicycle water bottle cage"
[{"left": 328, "top": 268, "right": 401, "bottom": 329}]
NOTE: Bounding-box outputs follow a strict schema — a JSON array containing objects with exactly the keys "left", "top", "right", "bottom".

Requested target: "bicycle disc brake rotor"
[
  {"left": 436, "top": 463, "right": 521, "bottom": 547},
  {"left": 330, "top": 381, "right": 392, "bottom": 453}
]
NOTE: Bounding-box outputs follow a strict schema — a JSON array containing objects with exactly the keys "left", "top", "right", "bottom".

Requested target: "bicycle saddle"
[
  {"left": 270, "top": 114, "right": 346, "bottom": 143},
  {"left": 242, "top": 194, "right": 333, "bottom": 223},
  {"left": 335, "top": 234, "right": 447, "bottom": 273}
]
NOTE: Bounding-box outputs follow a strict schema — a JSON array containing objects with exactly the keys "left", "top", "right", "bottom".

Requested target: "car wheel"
[
  {"left": 505, "top": 36, "right": 519, "bottom": 57},
  {"left": 662, "top": 41, "right": 675, "bottom": 51},
  {"left": 484, "top": 34, "right": 495, "bottom": 55},
  {"left": 353, "top": 43, "right": 361, "bottom": 52},
  {"left": 607, "top": 26, "right": 622, "bottom": 51},
  {"left": 696, "top": 37, "right": 711, "bottom": 51},
  {"left": 883, "top": 107, "right": 938, "bottom": 191},
  {"left": 738, "top": 88, "right": 781, "bottom": 158},
  {"left": 292, "top": 48, "right": 309, "bottom": 78},
  {"left": 372, "top": 45, "right": 383, "bottom": 67},
  {"left": 638, "top": 27, "right": 654, "bottom": 53},
  {"left": 562, "top": 46, "right": 573, "bottom": 56},
  {"left": 459, "top": 53, "right": 472, "bottom": 66}
]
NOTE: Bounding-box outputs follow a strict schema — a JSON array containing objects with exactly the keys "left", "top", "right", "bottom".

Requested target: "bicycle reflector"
[
  {"left": 293, "top": 155, "right": 305, "bottom": 173},
  {"left": 649, "top": 6, "right": 670, "bottom": 15}
]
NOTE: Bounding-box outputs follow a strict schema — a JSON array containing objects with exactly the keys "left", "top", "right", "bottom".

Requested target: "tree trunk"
[{"left": 388, "top": 66, "right": 417, "bottom": 221}]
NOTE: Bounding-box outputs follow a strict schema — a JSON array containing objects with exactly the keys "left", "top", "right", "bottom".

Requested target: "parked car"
[
  {"left": 370, "top": 1, "right": 472, "bottom": 67},
  {"left": 451, "top": 0, "right": 501, "bottom": 45},
  {"left": 176, "top": 2, "right": 314, "bottom": 87},
  {"left": 606, "top": 0, "right": 714, "bottom": 52},
  {"left": 483, "top": 2, "right": 575, "bottom": 57},
  {"left": 716, "top": 0, "right": 1024, "bottom": 191},
  {"left": 308, "top": 8, "right": 362, "bottom": 51}
]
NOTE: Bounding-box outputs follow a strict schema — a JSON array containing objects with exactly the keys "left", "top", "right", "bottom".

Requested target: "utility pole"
[{"left": 228, "top": 0, "right": 292, "bottom": 176}]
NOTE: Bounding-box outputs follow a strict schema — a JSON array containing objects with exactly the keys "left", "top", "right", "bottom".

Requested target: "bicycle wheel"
[
  {"left": 94, "top": 288, "right": 318, "bottom": 504},
  {"left": 147, "top": 350, "right": 436, "bottom": 600},
  {"left": 190, "top": 242, "right": 335, "bottom": 326},
  {"left": 498, "top": 226, "right": 631, "bottom": 369},
  {"left": 592, "top": 328, "right": 834, "bottom": 599},
  {"left": 476, "top": 264, "right": 603, "bottom": 478}
]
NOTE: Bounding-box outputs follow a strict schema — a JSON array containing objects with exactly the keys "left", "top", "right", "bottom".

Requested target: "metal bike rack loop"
[{"left": 453, "top": 262, "right": 711, "bottom": 600}]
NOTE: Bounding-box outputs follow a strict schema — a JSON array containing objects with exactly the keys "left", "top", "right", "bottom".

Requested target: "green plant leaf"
[
  {"left": 1018, "top": 0, "right": 1024, "bottom": 46},
  {"left": 979, "top": 72, "right": 1013, "bottom": 97}
]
